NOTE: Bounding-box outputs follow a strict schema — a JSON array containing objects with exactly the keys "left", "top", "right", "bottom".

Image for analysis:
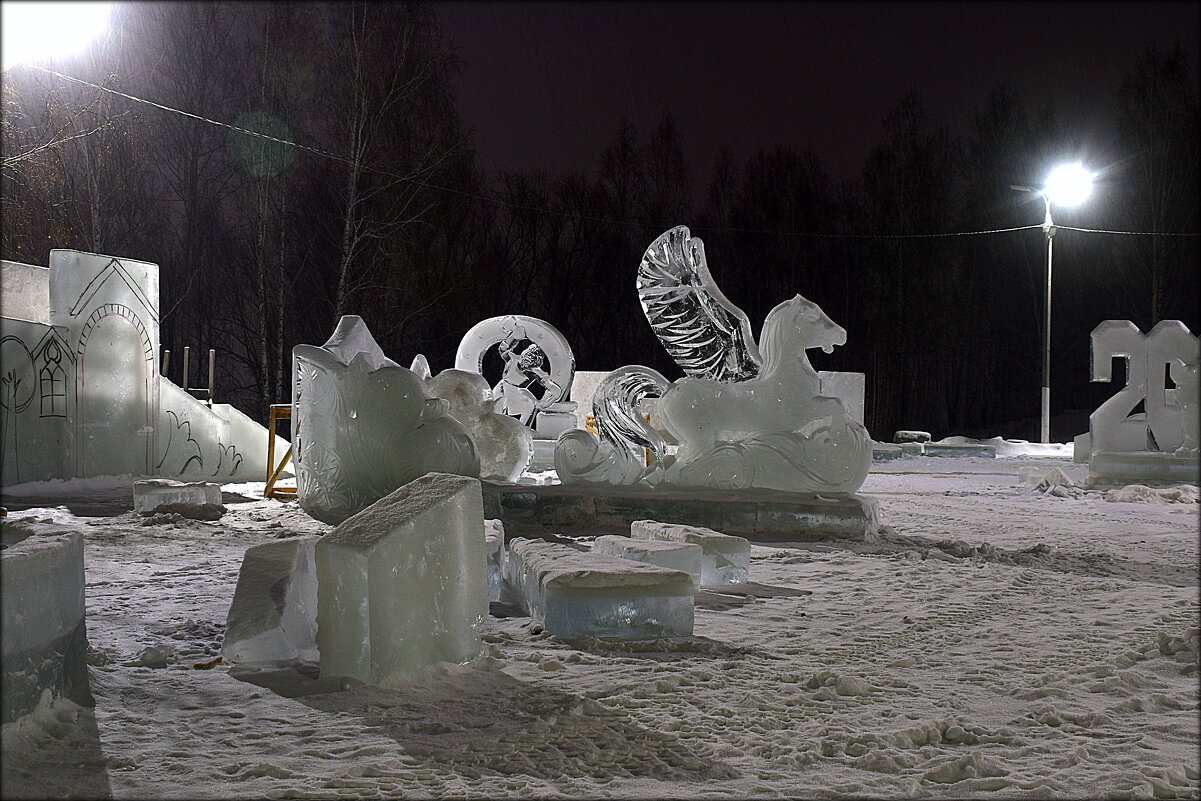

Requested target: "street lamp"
[
  {"left": 1011, "top": 162, "right": 1094, "bottom": 443},
  {"left": 1, "top": 2, "right": 112, "bottom": 71}
]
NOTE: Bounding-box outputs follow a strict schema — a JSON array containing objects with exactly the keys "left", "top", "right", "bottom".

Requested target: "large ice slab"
[
  {"left": 293, "top": 316, "right": 480, "bottom": 525},
  {"left": 592, "top": 535, "right": 702, "bottom": 590},
  {"left": 482, "top": 480, "right": 881, "bottom": 543},
  {"left": 223, "top": 536, "right": 320, "bottom": 666},
  {"left": 315, "top": 473, "right": 488, "bottom": 686},
  {"left": 1, "top": 529, "right": 91, "bottom": 722},
  {"left": 505, "top": 537, "right": 694, "bottom": 638},
  {"left": 631, "top": 520, "right": 750, "bottom": 586},
  {"left": 133, "top": 478, "right": 222, "bottom": 514}
]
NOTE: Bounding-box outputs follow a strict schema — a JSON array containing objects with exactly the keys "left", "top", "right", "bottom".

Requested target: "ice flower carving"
[
  {"left": 555, "top": 226, "right": 872, "bottom": 494},
  {"left": 293, "top": 316, "right": 479, "bottom": 525}
]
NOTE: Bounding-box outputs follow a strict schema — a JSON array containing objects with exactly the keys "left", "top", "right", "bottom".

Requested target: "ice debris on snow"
[
  {"left": 133, "top": 479, "right": 224, "bottom": 517},
  {"left": 223, "top": 536, "right": 319, "bottom": 666}
]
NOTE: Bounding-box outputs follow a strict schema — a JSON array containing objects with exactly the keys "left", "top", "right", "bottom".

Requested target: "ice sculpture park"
[{"left": 2, "top": 237, "right": 1198, "bottom": 800}]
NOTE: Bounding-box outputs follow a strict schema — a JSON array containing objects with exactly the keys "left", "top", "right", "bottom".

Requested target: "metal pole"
[
  {"left": 207, "top": 349, "right": 215, "bottom": 406},
  {"left": 1041, "top": 196, "right": 1054, "bottom": 444},
  {"left": 182, "top": 346, "right": 190, "bottom": 391}
]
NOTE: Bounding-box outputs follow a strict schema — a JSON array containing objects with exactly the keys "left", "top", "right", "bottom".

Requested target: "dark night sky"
[{"left": 434, "top": 1, "right": 1201, "bottom": 183}]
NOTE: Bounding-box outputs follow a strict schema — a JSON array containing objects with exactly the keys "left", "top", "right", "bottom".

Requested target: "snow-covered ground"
[{"left": 2, "top": 454, "right": 1198, "bottom": 799}]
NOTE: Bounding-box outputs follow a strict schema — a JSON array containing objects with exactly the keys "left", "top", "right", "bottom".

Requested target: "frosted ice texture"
[
  {"left": 484, "top": 518, "right": 505, "bottom": 602},
  {"left": 557, "top": 227, "right": 872, "bottom": 494},
  {"left": 505, "top": 537, "right": 694, "bottom": 638},
  {"left": 1090, "top": 320, "right": 1199, "bottom": 455},
  {"left": 1173, "top": 359, "right": 1199, "bottom": 458},
  {"left": 293, "top": 316, "right": 479, "bottom": 525},
  {"left": 426, "top": 369, "right": 533, "bottom": 482},
  {"left": 315, "top": 473, "right": 488, "bottom": 685},
  {"left": 592, "top": 535, "right": 702, "bottom": 590},
  {"left": 631, "top": 520, "right": 750, "bottom": 586},
  {"left": 132, "top": 479, "right": 221, "bottom": 513},
  {"left": 455, "top": 315, "right": 577, "bottom": 438},
  {"left": 223, "top": 536, "right": 319, "bottom": 665}
]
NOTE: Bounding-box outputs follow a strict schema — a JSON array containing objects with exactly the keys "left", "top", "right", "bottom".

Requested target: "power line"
[{"left": 22, "top": 64, "right": 1201, "bottom": 241}]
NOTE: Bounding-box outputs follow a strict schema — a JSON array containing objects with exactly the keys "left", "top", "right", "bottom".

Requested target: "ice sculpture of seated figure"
[
  {"left": 555, "top": 226, "right": 871, "bottom": 494},
  {"left": 456, "top": 315, "right": 577, "bottom": 439},
  {"left": 292, "top": 316, "right": 480, "bottom": 525}
]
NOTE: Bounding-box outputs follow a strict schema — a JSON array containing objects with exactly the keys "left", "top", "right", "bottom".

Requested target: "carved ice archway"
[{"left": 74, "top": 302, "right": 157, "bottom": 477}]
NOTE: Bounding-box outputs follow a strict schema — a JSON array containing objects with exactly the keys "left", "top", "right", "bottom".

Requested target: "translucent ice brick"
[
  {"left": 484, "top": 518, "right": 505, "bottom": 602},
  {"left": 133, "top": 479, "right": 222, "bottom": 514},
  {"left": 315, "top": 473, "right": 488, "bottom": 686},
  {"left": 591, "top": 535, "right": 701, "bottom": 591},
  {"left": 505, "top": 537, "right": 694, "bottom": 638},
  {"left": 630, "top": 520, "right": 750, "bottom": 586},
  {"left": 222, "top": 536, "right": 320, "bottom": 666}
]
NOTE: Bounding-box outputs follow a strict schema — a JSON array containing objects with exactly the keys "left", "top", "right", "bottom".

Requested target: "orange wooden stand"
[{"left": 265, "top": 403, "right": 296, "bottom": 499}]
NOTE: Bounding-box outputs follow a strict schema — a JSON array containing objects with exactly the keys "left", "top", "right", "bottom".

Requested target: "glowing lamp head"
[
  {"left": 1043, "top": 163, "right": 1093, "bottom": 207},
  {"left": 2, "top": 2, "right": 112, "bottom": 71}
]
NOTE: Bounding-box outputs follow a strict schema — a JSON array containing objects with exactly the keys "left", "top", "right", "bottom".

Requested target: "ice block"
[
  {"left": 223, "top": 536, "right": 319, "bottom": 666},
  {"left": 505, "top": 537, "right": 694, "bottom": 638},
  {"left": 591, "top": 534, "right": 701, "bottom": 590},
  {"left": 630, "top": 520, "right": 750, "bottom": 586},
  {"left": 315, "top": 473, "right": 488, "bottom": 686}
]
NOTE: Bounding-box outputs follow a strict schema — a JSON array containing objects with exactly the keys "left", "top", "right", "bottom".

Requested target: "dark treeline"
[{"left": 2, "top": 2, "right": 1197, "bottom": 442}]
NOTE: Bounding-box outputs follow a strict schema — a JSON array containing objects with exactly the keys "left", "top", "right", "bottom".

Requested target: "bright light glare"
[
  {"left": 1, "top": 2, "right": 112, "bottom": 71},
  {"left": 1043, "top": 163, "right": 1093, "bottom": 207}
]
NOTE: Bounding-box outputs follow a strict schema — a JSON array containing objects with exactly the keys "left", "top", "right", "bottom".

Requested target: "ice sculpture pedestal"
[
  {"left": 1086, "top": 451, "right": 1200, "bottom": 488},
  {"left": 592, "top": 535, "right": 702, "bottom": 589},
  {"left": 482, "top": 480, "right": 880, "bottom": 543}
]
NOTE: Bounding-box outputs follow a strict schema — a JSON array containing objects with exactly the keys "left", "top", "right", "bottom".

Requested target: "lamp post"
[{"left": 1011, "top": 162, "right": 1093, "bottom": 443}]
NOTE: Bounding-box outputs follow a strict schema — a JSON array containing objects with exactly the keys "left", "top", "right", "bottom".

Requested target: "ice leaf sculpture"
[
  {"left": 292, "top": 316, "right": 479, "bottom": 525},
  {"left": 637, "top": 226, "right": 761, "bottom": 382}
]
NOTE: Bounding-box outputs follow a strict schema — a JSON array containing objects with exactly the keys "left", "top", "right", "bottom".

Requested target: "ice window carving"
[{"left": 39, "top": 339, "right": 66, "bottom": 418}]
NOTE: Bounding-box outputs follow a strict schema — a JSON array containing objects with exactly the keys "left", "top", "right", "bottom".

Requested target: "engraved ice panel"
[{"left": 293, "top": 316, "right": 479, "bottom": 525}]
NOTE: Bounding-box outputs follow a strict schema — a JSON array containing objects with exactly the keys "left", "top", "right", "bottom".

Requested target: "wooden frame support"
[{"left": 265, "top": 403, "right": 296, "bottom": 499}]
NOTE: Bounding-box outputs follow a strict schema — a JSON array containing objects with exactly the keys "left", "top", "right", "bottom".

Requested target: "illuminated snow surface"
[{"left": 2, "top": 450, "right": 1198, "bottom": 800}]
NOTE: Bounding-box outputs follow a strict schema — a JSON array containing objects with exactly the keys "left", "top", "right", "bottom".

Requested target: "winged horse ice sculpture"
[{"left": 554, "top": 226, "right": 872, "bottom": 494}]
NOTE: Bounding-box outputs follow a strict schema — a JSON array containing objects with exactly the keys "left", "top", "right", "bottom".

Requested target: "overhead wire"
[{"left": 20, "top": 63, "right": 1201, "bottom": 241}]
